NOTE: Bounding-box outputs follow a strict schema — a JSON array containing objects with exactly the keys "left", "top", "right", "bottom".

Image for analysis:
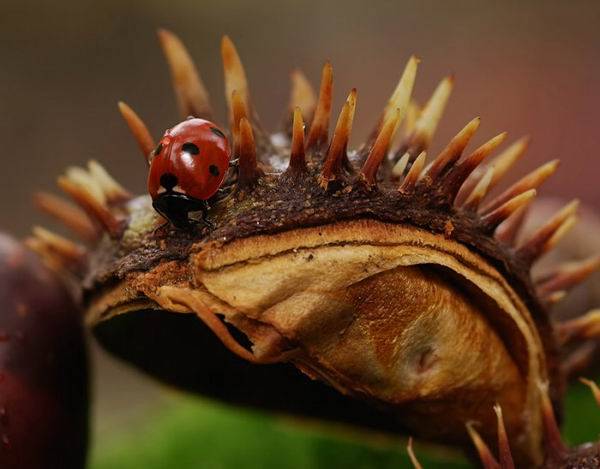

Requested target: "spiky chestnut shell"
[{"left": 31, "top": 30, "right": 600, "bottom": 468}]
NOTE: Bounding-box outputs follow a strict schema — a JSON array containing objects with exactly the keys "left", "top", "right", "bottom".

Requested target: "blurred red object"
[{"left": 0, "top": 233, "right": 88, "bottom": 469}]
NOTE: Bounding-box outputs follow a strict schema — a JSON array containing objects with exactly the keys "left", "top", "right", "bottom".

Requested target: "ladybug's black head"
[{"left": 152, "top": 192, "right": 207, "bottom": 229}]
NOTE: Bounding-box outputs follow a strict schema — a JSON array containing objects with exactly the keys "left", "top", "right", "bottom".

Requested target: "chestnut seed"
[{"left": 0, "top": 232, "right": 88, "bottom": 469}]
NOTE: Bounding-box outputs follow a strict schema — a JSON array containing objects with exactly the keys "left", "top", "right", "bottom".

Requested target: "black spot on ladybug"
[
  {"left": 209, "top": 165, "right": 220, "bottom": 177},
  {"left": 160, "top": 173, "right": 178, "bottom": 191},
  {"left": 210, "top": 127, "right": 226, "bottom": 139},
  {"left": 153, "top": 143, "right": 163, "bottom": 156},
  {"left": 182, "top": 142, "right": 200, "bottom": 155}
]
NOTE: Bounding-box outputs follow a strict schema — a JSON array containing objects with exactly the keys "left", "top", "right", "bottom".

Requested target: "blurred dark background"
[{"left": 2, "top": 1, "right": 600, "bottom": 467}]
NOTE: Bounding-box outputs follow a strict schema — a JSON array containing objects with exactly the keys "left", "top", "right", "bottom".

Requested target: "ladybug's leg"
[
  {"left": 168, "top": 212, "right": 194, "bottom": 230},
  {"left": 217, "top": 184, "right": 235, "bottom": 196},
  {"left": 198, "top": 200, "right": 215, "bottom": 229},
  {"left": 151, "top": 220, "right": 171, "bottom": 236},
  {"left": 208, "top": 160, "right": 239, "bottom": 206},
  {"left": 223, "top": 158, "right": 239, "bottom": 188},
  {"left": 150, "top": 204, "right": 174, "bottom": 231},
  {"left": 152, "top": 197, "right": 193, "bottom": 230}
]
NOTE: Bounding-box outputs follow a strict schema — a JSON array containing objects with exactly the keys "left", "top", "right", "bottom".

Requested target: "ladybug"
[{"left": 148, "top": 117, "right": 233, "bottom": 229}]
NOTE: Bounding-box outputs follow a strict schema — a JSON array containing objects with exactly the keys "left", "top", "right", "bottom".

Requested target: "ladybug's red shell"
[{"left": 148, "top": 118, "right": 230, "bottom": 201}]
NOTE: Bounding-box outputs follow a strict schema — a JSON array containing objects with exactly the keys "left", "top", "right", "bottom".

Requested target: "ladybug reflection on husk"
[{"left": 148, "top": 117, "right": 235, "bottom": 229}]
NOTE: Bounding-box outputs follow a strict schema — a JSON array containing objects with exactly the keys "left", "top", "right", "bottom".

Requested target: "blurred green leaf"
[
  {"left": 90, "top": 376, "right": 600, "bottom": 469},
  {"left": 89, "top": 394, "right": 467, "bottom": 469},
  {"left": 562, "top": 377, "right": 600, "bottom": 446}
]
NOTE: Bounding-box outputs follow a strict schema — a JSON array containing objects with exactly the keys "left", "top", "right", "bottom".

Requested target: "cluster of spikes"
[
  {"left": 408, "top": 379, "right": 600, "bottom": 468},
  {"left": 27, "top": 30, "right": 600, "bottom": 309},
  {"left": 115, "top": 30, "right": 586, "bottom": 271},
  {"left": 26, "top": 160, "right": 129, "bottom": 274},
  {"left": 23, "top": 29, "right": 600, "bottom": 463}
]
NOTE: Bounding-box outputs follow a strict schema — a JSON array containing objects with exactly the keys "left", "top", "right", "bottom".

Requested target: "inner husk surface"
[{"left": 88, "top": 220, "right": 547, "bottom": 465}]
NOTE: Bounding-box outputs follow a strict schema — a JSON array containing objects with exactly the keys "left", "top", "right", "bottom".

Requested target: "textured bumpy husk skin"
[
  {"left": 83, "top": 189, "right": 558, "bottom": 467},
  {"left": 0, "top": 233, "right": 88, "bottom": 469},
  {"left": 35, "top": 31, "right": 600, "bottom": 468}
]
